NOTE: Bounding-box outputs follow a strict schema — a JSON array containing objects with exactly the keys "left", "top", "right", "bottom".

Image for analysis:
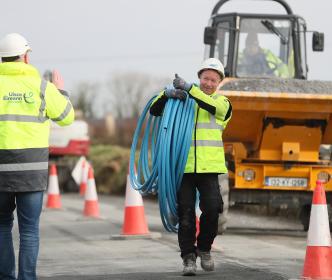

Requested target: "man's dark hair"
[
  {"left": 1, "top": 56, "right": 20, "bottom": 62},
  {"left": 246, "top": 33, "right": 259, "bottom": 46}
]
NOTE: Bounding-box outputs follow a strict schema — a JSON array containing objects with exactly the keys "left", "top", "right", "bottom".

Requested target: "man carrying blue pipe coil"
[{"left": 150, "top": 58, "right": 232, "bottom": 276}]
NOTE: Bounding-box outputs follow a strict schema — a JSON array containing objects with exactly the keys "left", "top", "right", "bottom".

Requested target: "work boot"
[
  {"left": 182, "top": 253, "right": 197, "bottom": 276},
  {"left": 197, "top": 250, "right": 214, "bottom": 271}
]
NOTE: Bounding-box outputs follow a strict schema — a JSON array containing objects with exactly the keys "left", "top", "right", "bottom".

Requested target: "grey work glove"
[
  {"left": 164, "top": 88, "right": 187, "bottom": 101},
  {"left": 173, "top": 74, "right": 192, "bottom": 92}
]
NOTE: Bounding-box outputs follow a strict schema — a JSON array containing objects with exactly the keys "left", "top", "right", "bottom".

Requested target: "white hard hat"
[
  {"left": 197, "top": 58, "right": 225, "bottom": 80},
  {"left": 0, "top": 33, "right": 31, "bottom": 57}
]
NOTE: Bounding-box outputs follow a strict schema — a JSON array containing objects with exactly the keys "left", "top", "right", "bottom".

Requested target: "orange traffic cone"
[
  {"left": 79, "top": 159, "right": 88, "bottom": 196},
  {"left": 195, "top": 199, "right": 201, "bottom": 238},
  {"left": 195, "top": 192, "right": 202, "bottom": 238},
  {"left": 122, "top": 174, "right": 149, "bottom": 235},
  {"left": 302, "top": 180, "right": 332, "bottom": 280},
  {"left": 83, "top": 166, "right": 100, "bottom": 218},
  {"left": 195, "top": 216, "right": 200, "bottom": 238},
  {"left": 46, "top": 164, "right": 62, "bottom": 209}
]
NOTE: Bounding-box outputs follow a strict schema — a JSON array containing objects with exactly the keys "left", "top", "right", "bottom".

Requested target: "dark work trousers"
[{"left": 177, "top": 173, "right": 223, "bottom": 258}]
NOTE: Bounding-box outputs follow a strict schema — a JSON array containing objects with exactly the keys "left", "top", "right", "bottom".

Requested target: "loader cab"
[{"left": 204, "top": 0, "right": 324, "bottom": 80}]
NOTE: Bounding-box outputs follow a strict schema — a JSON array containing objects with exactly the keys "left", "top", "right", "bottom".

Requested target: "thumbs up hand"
[{"left": 173, "top": 73, "right": 192, "bottom": 92}]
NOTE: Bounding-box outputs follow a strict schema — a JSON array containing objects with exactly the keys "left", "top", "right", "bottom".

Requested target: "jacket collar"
[{"left": 0, "top": 62, "right": 40, "bottom": 77}]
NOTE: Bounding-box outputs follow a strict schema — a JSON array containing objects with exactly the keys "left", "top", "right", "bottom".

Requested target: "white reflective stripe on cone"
[
  {"left": 48, "top": 175, "right": 60, "bottom": 195},
  {"left": 125, "top": 175, "right": 143, "bottom": 207},
  {"left": 85, "top": 177, "right": 98, "bottom": 201},
  {"left": 307, "top": 205, "right": 332, "bottom": 246}
]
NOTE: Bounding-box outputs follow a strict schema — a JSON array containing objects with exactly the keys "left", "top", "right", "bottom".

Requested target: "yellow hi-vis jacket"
[
  {"left": 184, "top": 86, "right": 231, "bottom": 174},
  {"left": 0, "top": 62, "right": 74, "bottom": 192},
  {"left": 150, "top": 85, "right": 232, "bottom": 174}
]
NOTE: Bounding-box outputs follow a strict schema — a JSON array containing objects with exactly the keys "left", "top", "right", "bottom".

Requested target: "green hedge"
[{"left": 89, "top": 145, "right": 131, "bottom": 194}]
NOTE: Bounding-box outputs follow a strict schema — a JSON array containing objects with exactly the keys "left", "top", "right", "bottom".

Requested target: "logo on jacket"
[
  {"left": 23, "top": 92, "right": 35, "bottom": 104},
  {"left": 2, "top": 92, "right": 35, "bottom": 104}
]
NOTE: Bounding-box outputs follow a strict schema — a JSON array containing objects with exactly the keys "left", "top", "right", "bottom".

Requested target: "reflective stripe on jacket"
[
  {"left": 184, "top": 85, "right": 231, "bottom": 173},
  {"left": 0, "top": 62, "right": 74, "bottom": 192}
]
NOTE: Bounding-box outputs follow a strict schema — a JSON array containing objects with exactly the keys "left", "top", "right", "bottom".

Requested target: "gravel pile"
[{"left": 221, "top": 78, "right": 332, "bottom": 94}]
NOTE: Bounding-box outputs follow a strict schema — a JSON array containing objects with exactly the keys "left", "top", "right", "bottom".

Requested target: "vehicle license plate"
[{"left": 265, "top": 177, "right": 308, "bottom": 187}]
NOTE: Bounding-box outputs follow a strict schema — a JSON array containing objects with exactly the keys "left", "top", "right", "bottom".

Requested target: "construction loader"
[{"left": 203, "top": 0, "right": 332, "bottom": 231}]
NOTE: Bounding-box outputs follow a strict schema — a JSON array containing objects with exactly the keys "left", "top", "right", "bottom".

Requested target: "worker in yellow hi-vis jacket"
[
  {"left": 150, "top": 58, "right": 232, "bottom": 276},
  {"left": 0, "top": 33, "right": 74, "bottom": 280}
]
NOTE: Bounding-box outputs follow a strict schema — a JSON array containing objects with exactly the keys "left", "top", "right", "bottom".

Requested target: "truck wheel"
[
  {"left": 300, "top": 204, "right": 332, "bottom": 232},
  {"left": 218, "top": 174, "right": 229, "bottom": 234},
  {"left": 300, "top": 204, "right": 311, "bottom": 231},
  {"left": 328, "top": 204, "right": 332, "bottom": 232}
]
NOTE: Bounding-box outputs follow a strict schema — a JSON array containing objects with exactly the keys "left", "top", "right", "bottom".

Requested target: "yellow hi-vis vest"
[
  {"left": 184, "top": 86, "right": 231, "bottom": 174},
  {"left": 263, "top": 49, "right": 290, "bottom": 78},
  {"left": 0, "top": 62, "right": 74, "bottom": 192}
]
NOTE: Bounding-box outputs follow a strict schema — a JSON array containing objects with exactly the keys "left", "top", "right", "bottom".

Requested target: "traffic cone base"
[
  {"left": 83, "top": 200, "right": 100, "bottom": 218},
  {"left": 121, "top": 174, "right": 149, "bottom": 236},
  {"left": 302, "top": 247, "right": 332, "bottom": 279},
  {"left": 122, "top": 206, "right": 149, "bottom": 235},
  {"left": 46, "top": 194, "right": 61, "bottom": 209}
]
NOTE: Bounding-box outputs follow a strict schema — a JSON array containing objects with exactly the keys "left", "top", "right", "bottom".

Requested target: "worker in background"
[
  {"left": 150, "top": 58, "right": 232, "bottom": 276},
  {"left": 239, "top": 32, "right": 289, "bottom": 78},
  {"left": 0, "top": 33, "right": 74, "bottom": 280}
]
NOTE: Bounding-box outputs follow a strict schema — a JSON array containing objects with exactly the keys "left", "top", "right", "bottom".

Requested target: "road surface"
[{"left": 10, "top": 194, "right": 307, "bottom": 280}]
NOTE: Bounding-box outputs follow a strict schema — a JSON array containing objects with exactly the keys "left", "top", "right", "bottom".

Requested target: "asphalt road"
[{"left": 10, "top": 193, "right": 307, "bottom": 280}]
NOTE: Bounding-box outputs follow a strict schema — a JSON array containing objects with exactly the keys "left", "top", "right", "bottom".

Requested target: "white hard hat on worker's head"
[
  {"left": 197, "top": 58, "right": 225, "bottom": 80},
  {"left": 0, "top": 33, "right": 31, "bottom": 58}
]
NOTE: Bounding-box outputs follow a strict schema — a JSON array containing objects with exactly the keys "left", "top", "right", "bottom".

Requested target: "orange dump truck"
[{"left": 203, "top": 0, "right": 332, "bottom": 231}]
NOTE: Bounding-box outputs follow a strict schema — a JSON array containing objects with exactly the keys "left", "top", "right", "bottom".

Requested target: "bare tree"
[
  {"left": 106, "top": 72, "right": 170, "bottom": 119},
  {"left": 72, "top": 81, "right": 100, "bottom": 119}
]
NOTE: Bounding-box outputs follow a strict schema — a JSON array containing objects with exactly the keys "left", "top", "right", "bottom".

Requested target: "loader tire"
[
  {"left": 328, "top": 204, "right": 332, "bottom": 232},
  {"left": 300, "top": 204, "right": 311, "bottom": 232},
  {"left": 218, "top": 174, "right": 229, "bottom": 234}
]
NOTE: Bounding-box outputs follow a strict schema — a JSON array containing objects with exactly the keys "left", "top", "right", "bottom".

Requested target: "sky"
[{"left": 1, "top": 0, "right": 331, "bottom": 92}]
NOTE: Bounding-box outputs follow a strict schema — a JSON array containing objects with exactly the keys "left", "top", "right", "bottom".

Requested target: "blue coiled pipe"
[{"left": 129, "top": 90, "right": 195, "bottom": 232}]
